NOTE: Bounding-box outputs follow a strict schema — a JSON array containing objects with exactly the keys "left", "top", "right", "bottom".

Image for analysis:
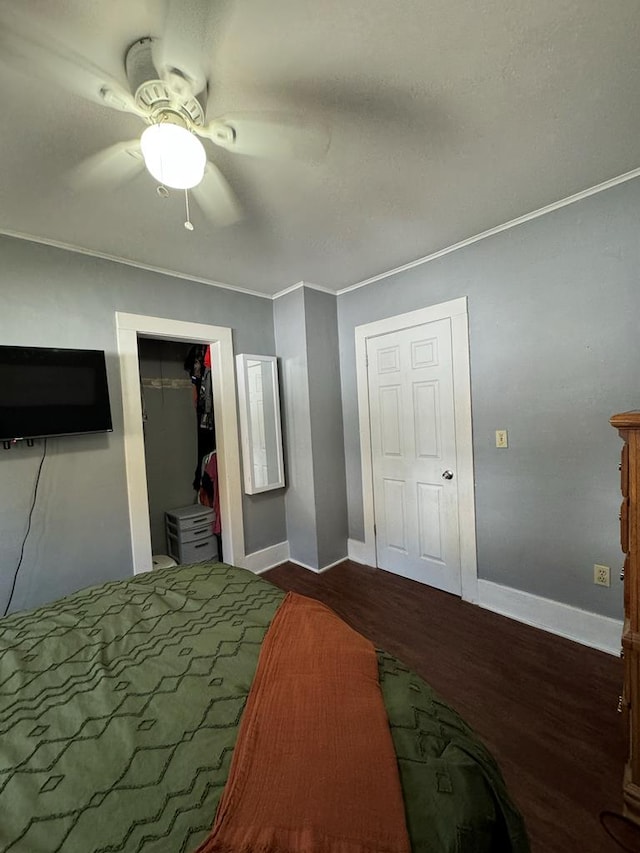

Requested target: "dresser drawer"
[
  {"left": 166, "top": 531, "right": 218, "bottom": 564},
  {"left": 624, "top": 554, "right": 631, "bottom": 618},
  {"left": 165, "top": 504, "right": 215, "bottom": 534},
  {"left": 621, "top": 442, "right": 629, "bottom": 497},
  {"left": 621, "top": 497, "right": 630, "bottom": 554},
  {"left": 167, "top": 511, "right": 215, "bottom": 534},
  {"left": 182, "top": 523, "right": 214, "bottom": 544}
]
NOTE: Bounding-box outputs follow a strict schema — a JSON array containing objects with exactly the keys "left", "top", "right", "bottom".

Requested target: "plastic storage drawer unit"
[{"left": 165, "top": 504, "right": 218, "bottom": 565}]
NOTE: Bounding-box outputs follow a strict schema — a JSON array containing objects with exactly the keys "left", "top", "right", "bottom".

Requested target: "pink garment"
[{"left": 199, "top": 451, "right": 221, "bottom": 535}]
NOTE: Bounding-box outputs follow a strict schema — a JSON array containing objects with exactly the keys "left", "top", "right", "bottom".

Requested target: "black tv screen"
[{"left": 0, "top": 346, "right": 113, "bottom": 442}]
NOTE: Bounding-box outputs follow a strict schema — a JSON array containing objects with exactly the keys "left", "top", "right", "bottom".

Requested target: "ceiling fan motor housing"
[{"left": 125, "top": 37, "right": 205, "bottom": 127}]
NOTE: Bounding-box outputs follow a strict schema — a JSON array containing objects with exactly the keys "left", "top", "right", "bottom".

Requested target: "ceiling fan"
[{"left": 0, "top": 2, "right": 331, "bottom": 229}]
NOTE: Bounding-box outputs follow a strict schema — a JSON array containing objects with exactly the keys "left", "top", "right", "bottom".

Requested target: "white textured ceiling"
[{"left": 0, "top": 0, "right": 639, "bottom": 296}]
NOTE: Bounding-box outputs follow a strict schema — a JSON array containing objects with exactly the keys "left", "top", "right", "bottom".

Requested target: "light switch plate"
[{"left": 495, "top": 430, "right": 508, "bottom": 448}]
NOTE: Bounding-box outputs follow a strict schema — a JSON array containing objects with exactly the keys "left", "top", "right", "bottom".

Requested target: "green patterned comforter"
[{"left": 0, "top": 563, "right": 529, "bottom": 852}]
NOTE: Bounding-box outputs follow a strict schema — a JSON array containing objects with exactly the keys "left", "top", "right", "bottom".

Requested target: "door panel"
[
  {"left": 367, "top": 317, "right": 461, "bottom": 594},
  {"left": 383, "top": 478, "right": 407, "bottom": 552},
  {"left": 379, "top": 386, "right": 402, "bottom": 456},
  {"left": 411, "top": 337, "right": 438, "bottom": 368},
  {"left": 417, "top": 482, "right": 444, "bottom": 563},
  {"left": 377, "top": 345, "right": 400, "bottom": 373},
  {"left": 414, "top": 381, "right": 439, "bottom": 458}
]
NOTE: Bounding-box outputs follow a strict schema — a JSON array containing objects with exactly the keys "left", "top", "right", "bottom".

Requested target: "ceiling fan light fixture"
[{"left": 140, "top": 123, "right": 206, "bottom": 189}]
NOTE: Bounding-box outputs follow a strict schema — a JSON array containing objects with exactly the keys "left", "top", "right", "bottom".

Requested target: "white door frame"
[
  {"left": 116, "top": 312, "right": 245, "bottom": 574},
  {"left": 355, "top": 297, "right": 478, "bottom": 602}
]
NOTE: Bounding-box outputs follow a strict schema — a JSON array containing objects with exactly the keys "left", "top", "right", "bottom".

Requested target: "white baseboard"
[
  {"left": 240, "top": 541, "right": 290, "bottom": 574},
  {"left": 289, "top": 556, "right": 348, "bottom": 574},
  {"left": 477, "top": 579, "right": 623, "bottom": 656},
  {"left": 347, "top": 538, "right": 374, "bottom": 565}
]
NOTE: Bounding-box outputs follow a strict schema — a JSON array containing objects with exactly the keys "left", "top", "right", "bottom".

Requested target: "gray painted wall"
[
  {"left": 337, "top": 178, "right": 640, "bottom": 619},
  {"left": 273, "top": 287, "right": 318, "bottom": 567},
  {"left": 0, "top": 234, "right": 286, "bottom": 614},
  {"left": 2, "top": 177, "right": 635, "bottom": 619},
  {"left": 273, "top": 287, "right": 349, "bottom": 568},
  {"left": 305, "top": 289, "right": 349, "bottom": 567},
  {"left": 138, "top": 338, "right": 198, "bottom": 555}
]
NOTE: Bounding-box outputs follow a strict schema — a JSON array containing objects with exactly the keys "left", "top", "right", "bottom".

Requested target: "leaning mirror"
[{"left": 235, "top": 354, "right": 285, "bottom": 494}]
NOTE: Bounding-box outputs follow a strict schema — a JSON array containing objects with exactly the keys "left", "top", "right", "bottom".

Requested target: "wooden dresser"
[{"left": 611, "top": 411, "right": 640, "bottom": 826}]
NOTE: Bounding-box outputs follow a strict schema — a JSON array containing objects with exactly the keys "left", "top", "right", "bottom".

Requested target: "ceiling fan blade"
[
  {"left": 152, "top": 0, "right": 213, "bottom": 97},
  {"left": 199, "top": 113, "right": 331, "bottom": 161},
  {"left": 69, "top": 140, "right": 145, "bottom": 191},
  {"left": 190, "top": 162, "right": 241, "bottom": 227},
  {"left": 0, "top": 8, "right": 141, "bottom": 115}
]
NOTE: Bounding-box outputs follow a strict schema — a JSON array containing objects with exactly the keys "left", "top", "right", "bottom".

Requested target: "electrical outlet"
[
  {"left": 495, "top": 430, "right": 508, "bottom": 448},
  {"left": 594, "top": 564, "right": 610, "bottom": 587}
]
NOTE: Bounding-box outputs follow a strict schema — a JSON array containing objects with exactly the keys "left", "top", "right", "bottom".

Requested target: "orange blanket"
[{"left": 196, "top": 592, "right": 410, "bottom": 853}]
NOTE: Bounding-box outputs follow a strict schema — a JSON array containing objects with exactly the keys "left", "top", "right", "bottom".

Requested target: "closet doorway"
[
  {"left": 138, "top": 338, "right": 221, "bottom": 563},
  {"left": 116, "top": 313, "right": 245, "bottom": 575}
]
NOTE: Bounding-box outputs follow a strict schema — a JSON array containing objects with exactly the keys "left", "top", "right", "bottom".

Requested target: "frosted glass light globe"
[{"left": 140, "top": 123, "right": 206, "bottom": 190}]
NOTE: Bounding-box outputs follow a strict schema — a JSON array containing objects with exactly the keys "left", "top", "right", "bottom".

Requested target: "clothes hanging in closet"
[
  {"left": 198, "top": 450, "right": 221, "bottom": 536},
  {"left": 184, "top": 344, "right": 216, "bottom": 491}
]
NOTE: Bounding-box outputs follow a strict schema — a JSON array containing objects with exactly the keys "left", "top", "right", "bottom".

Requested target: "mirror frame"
[{"left": 235, "top": 353, "right": 285, "bottom": 494}]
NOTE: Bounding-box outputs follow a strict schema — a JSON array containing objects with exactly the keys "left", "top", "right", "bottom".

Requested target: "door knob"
[{"left": 442, "top": 470, "right": 454, "bottom": 480}]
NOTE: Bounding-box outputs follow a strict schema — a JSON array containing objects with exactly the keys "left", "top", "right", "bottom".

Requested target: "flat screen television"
[{"left": 0, "top": 345, "right": 113, "bottom": 442}]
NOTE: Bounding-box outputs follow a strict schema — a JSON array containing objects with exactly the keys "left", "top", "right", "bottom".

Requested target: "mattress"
[{"left": 0, "top": 562, "right": 529, "bottom": 852}]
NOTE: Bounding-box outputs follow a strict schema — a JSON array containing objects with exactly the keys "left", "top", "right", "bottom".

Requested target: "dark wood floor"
[{"left": 264, "top": 560, "right": 632, "bottom": 853}]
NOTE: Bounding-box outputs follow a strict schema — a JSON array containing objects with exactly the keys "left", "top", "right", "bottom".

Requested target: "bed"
[{"left": 0, "top": 562, "right": 529, "bottom": 852}]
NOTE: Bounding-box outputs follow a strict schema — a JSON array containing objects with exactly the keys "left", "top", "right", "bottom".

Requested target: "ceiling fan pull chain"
[{"left": 184, "top": 189, "right": 194, "bottom": 231}]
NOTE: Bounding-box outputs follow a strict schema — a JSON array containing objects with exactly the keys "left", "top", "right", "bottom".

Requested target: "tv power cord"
[{"left": 2, "top": 438, "right": 48, "bottom": 617}]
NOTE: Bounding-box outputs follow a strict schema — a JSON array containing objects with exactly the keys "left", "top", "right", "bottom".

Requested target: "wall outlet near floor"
[
  {"left": 495, "top": 429, "right": 508, "bottom": 448},
  {"left": 594, "top": 564, "right": 610, "bottom": 587}
]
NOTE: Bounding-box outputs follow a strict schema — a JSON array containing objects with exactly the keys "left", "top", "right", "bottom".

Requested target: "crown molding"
[
  {"left": 272, "top": 280, "right": 337, "bottom": 299},
  {"left": 272, "top": 280, "right": 305, "bottom": 299},
  {"left": 300, "top": 281, "right": 337, "bottom": 296},
  {"left": 0, "top": 228, "right": 273, "bottom": 300},
  {"left": 336, "top": 166, "right": 640, "bottom": 296}
]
